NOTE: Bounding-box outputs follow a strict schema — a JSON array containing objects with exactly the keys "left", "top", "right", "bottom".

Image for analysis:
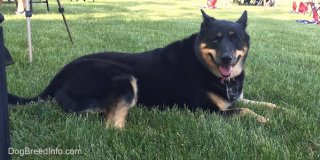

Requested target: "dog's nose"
[{"left": 221, "top": 55, "right": 233, "bottom": 64}]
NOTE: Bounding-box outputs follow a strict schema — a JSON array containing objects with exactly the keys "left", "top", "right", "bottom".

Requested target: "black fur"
[{"left": 8, "top": 10, "right": 250, "bottom": 114}]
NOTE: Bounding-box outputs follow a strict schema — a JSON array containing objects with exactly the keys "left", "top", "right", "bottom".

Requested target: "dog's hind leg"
[
  {"left": 105, "top": 100, "right": 131, "bottom": 129},
  {"left": 222, "top": 108, "right": 268, "bottom": 123},
  {"left": 104, "top": 76, "right": 138, "bottom": 129}
]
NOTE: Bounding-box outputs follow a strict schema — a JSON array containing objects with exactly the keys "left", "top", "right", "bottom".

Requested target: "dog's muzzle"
[{"left": 216, "top": 55, "right": 241, "bottom": 78}]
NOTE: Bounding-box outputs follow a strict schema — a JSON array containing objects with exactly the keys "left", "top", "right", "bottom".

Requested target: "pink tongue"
[{"left": 219, "top": 66, "right": 232, "bottom": 77}]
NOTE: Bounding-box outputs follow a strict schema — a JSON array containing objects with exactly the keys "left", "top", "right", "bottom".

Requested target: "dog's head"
[{"left": 195, "top": 10, "right": 250, "bottom": 79}]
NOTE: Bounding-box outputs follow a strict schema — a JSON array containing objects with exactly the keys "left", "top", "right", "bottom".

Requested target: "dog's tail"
[{"left": 8, "top": 79, "right": 57, "bottom": 105}]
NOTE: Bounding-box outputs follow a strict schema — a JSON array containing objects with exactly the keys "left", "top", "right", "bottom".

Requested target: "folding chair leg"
[{"left": 46, "top": 0, "right": 49, "bottom": 11}]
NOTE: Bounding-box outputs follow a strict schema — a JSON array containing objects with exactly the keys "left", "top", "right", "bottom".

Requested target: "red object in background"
[
  {"left": 207, "top": 0, "right": 217, "bottom": 9},
  {"left": 311, "top": 4, "right": 319, "bottom": 22},
  {"left": 298, "top": 2, "right": 308, "bottom": 14},
  {"left": 313, "top": 11, "right": 319, "bottom": 22},
  {"left": 293, "top": 1, "right": 297, "bottom": 12}
]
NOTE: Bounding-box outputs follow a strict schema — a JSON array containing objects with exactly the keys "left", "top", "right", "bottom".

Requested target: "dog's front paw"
[
  {"left": 263, "top": 102, "right": 277, "bottom": 109},
  {"left": 239, "top": 108, "right": 269, "bottom": 123},
  {"left": 256, "top": 115, "right": 268, "bottom": 123}
]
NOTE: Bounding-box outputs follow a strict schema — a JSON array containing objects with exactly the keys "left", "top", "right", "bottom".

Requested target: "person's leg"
[{"left": 16, "top": 0, "right": 26, "bottom": 13}]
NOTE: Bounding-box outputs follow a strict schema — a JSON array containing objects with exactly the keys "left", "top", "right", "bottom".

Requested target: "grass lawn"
[{"left": 1, "top": 0, "right": 320, "bottom": 159}]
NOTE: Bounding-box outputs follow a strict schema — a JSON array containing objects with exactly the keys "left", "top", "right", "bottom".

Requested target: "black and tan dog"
[{"left": 9, "top": 10, "right": 276, "bottom": 128}]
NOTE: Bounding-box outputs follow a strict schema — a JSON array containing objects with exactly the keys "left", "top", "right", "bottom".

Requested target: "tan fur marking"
[
  {"left": 230, "top": 47, "right": 247, "bottom": 78},
  {"left": 235, "top": 49, "right": 245, "bottom": 57},
  {"left": 198, "top": 44, "right": 249, "bottom": 78},
  {"left": 106, "top": 100, "right": 131, "bottom": 129},
  {"left": 200, "top": 43, "right": 206, "bottom": 48},
  {"left": 129, "top": 76, "right": 138, "bottom": 108},
  {"left": 199, "top": 43, "right": 220, "bottom": 77},
  {"left": 239, "top": 108, "right": 268, "bottom": 123},
  {"left": 207, "top": 92, "right": 231, "bottom": 111}
]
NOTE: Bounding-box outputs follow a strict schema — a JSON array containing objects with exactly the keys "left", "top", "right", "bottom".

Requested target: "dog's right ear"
[
  {"left": 201, "top": 9, "right": 215, "bottom": 26},
  {"left": 236, "top": 10, "right": 247, "bottom": 30}
]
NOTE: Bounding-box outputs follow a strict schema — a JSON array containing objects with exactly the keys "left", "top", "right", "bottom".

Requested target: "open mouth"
[
  {"left": 219, "top": 66, "right": 233, "bottom": 77},
  {"left": 217, "top": 56, "right": 241, "bottom": 78}
]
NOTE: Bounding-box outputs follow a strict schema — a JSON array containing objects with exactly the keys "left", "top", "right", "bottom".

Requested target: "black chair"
[
  {"left": 256, "top": 0, "right": 276, "bottom": 6},
  {"left": 0, "top": 12, "right": 13, "bottom": 160},
  {"left": 0, "top": 14, "right": 13, "bottom": 66},
  {"left": 30, "top": 0, "right": 49, "bottom": 12},
  {"left": 1, "top": 0, "right": 17, "bottom": 6},
  {"left": 2, "top": 0, "right": 17, "bottom": 3},
  {"left": 1, "top": 0, "right": 49, "bottom": 12}
]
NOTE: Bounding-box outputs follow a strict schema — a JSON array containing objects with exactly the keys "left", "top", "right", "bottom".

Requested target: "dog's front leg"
[
  {"left": 239, "top": 99, "right": 277, "bottom": 109},
  {"left": 222, "top": 108, "right": 268, "bottom": 123},
  {"left": 237, "top": 92, "right": 278, "bottom": 110},
  {"left": 207, "top": 92, "right": 268, "bottom": 123}
]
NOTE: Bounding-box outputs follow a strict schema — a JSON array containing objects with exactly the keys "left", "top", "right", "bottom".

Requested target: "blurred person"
[
  {"left": 207, "top": 0, "right": 217, "bottom": 8},
  {"left": 16, "top": 0, "right": 26, "bottom": 15}
]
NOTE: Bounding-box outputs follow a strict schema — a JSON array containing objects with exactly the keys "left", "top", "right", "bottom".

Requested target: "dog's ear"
[
  {"left": 236, "top": 10, "right": 247, "bottom": 29},
  {"left": 200, "top": 9, "right": 215, "bottom": 26}
]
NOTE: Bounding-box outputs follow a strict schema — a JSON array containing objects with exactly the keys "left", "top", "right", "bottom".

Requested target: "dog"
[{"left": 8, "top": 10, "right": 276, "bottom": 129}]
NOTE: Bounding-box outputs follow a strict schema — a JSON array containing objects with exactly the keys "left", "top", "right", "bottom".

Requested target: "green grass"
[{"left": 1, "top": 0, "right": 320, "bottom": 159}]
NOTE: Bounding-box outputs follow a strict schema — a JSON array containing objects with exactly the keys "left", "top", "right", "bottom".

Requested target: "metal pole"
[
  {"left": 0, "top": 13, "right": 11, "bottom": 160},
  {"left": 57, "top": 0, "right": 74, "bottom": 44},
  {"left": 26, "top": 0, "right": 33, "bottom": 62}
]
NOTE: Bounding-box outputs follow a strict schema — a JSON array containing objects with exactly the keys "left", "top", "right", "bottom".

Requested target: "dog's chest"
[
  {"left": 224, "top": 79, "right": 243, "bottom": 102},
  {"left": 206, "top": 78, "right": 243, "bottom": 111}
]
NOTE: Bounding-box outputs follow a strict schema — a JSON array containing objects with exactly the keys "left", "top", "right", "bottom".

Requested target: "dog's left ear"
[
  {"left": 201, "top": 9, "right": 215, "bottom": 26},
  {"left": 236, "top": 11, "right": 247, "bottom": 30}
]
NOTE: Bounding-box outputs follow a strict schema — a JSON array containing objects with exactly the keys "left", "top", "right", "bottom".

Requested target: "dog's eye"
[
  {"left": 229, "top": 34, "right": 236, "bottom": 39},
  {"left": 231, "top": 36, "right": 239, "bottom": 43},
  {"left": 212, "top": 37, "right": 220, "bottom": 43}
]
